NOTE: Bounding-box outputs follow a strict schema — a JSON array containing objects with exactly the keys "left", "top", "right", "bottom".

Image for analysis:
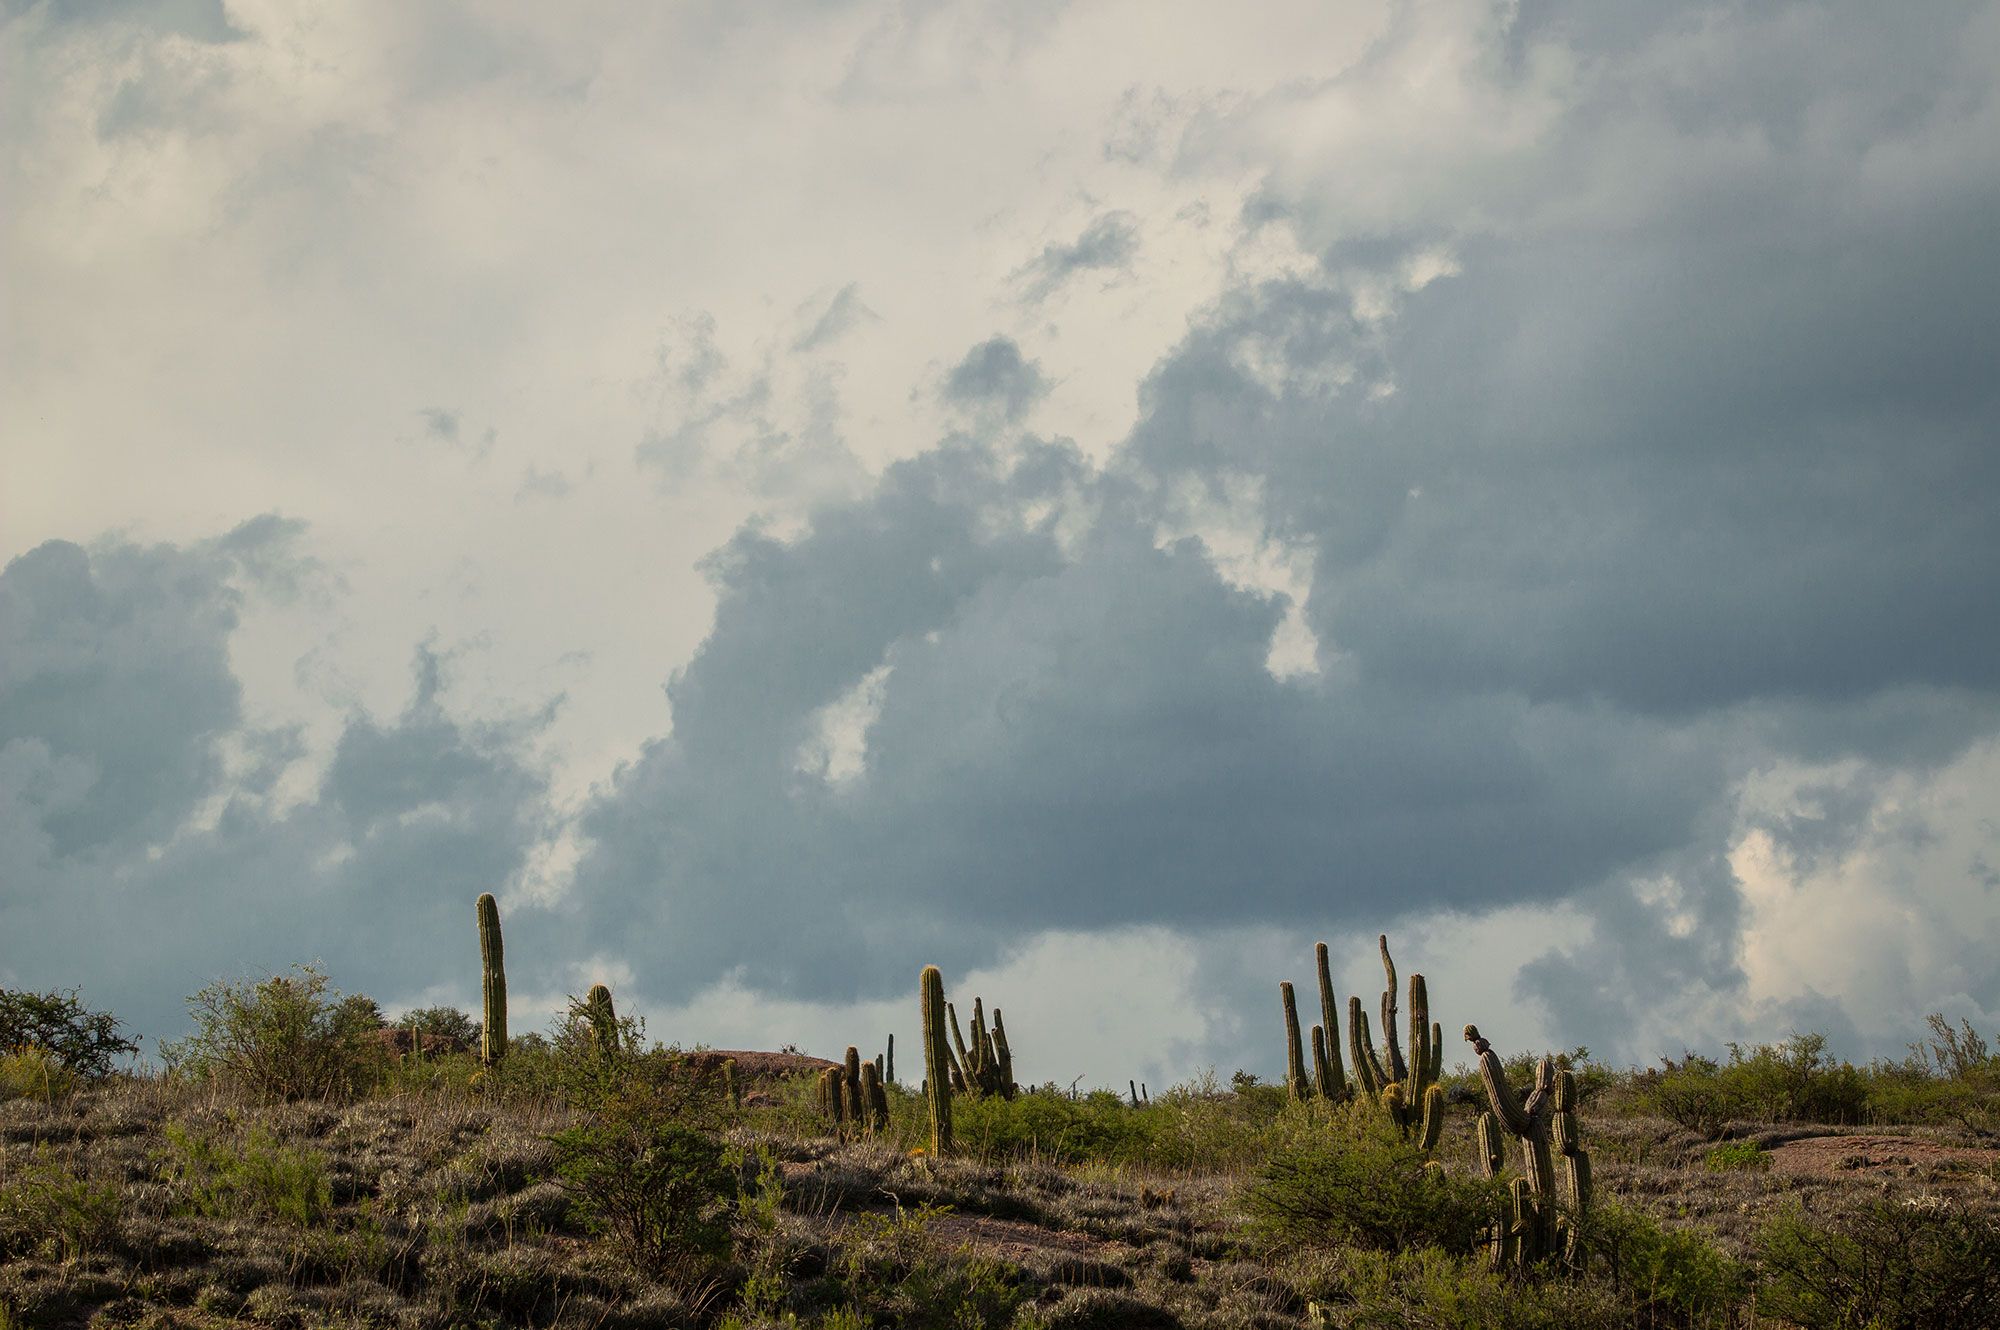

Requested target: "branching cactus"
[
  {"left": 476, "top": 893, "right": 508, "bottom": 1066},
  {"left": 1464, "top": 1024, "right": 1593, "bottom": 1270},
  {"left": 585, "top": 983, "right": 619, "bottom": 1061},
  {"left": 920, "top": 965, "right": 953, "bottom": 1154}
]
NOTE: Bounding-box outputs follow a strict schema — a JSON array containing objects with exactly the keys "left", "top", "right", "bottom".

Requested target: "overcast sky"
[{"left": 5, "top": 0, "right": 1999, "bottom": 1086}]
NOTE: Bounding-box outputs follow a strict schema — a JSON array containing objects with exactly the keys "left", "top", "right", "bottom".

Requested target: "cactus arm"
[
  {"left": 1417, "top": 1084, "right": 1444, "bottom": 1154},
  {"left": 1349, "top": 997, "right": 1382, "bottom": 1099},
  {"left": 1314, "top": 942, "right": 1347, "bottom": 1098},
  {"left": 476, "top": 893, "right": 508, "bottom": 1066},
  {"left": 1407, "top": 973, "right": 1432, "bottom": 1101},
  {"left": 1280, "top": 982, "right": 1309, "bottom": 1101},
  {"left": 920, "top": 966, "right": 953, "bottom": 1154},
  {"left": 1427, "top": 1022, "right": 1444, "bottom": 1086},
  {"left": 1378, "top": 935, "right": 1408, "bottom": 1084},
  {"left": 1474, "top": 1111, "right": 1505, "bottom": 1179},
  {"left": 945, "top": 1001, "right": 972, "bottom": 1085},
  {"left": 1464, "top": 1025, "right": 1535, "bottom": 1137},
  {"left": 1311, "top": 1024, "right": 1331, "bottom": 1099},
  {"left": 991, "top": 1009, "right": 1014, "bottom": 1096}
]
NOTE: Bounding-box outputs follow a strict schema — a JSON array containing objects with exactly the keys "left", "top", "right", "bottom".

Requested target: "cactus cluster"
[
  {"left": 476, "top": 893, "right": 508, "bottom": 1067},
  {"left": 817, "top": 1047, "right": 889, "bottom": 1134},
  {"left": 1465, "top": 1024, "right": 1593, "bottom": 1270},
  {"left": 1282, "top": 935, "right": 1441, "bottom": 1151},
  {"left": 945, "top": 995, "right": 1015, "bottom": 1099}
]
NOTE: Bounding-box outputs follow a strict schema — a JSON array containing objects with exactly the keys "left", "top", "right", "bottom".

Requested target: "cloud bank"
[{"left": 5, "top": 0, "right": 1998, "bottom": 1079}]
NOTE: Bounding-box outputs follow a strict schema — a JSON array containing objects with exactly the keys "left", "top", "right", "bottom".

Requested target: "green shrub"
[
  {"left": 1644, "top": 1055, "right": 1743, "bottom": 1138},
  {"left": 1586, "top": 1203, "right": 1750, "bottom": 1326},
  {"left": 1245, "top": 1101, "right": 1501, "bottom": 1253},
  {"left": 0, "top": 1045, "right": 77, "bottom": 1103},
  {"left": 0, "top": 1148, "right": 122, "bottom": 1260},
  {"left": 830, "top": 1206, "right": 1030, "bottom": 1330},
  {"left": 396, "top": 1005, "right": 481, "bottom": 1048},
  {"left": 1721, "top": 1034, "right": 1867, "bottom": 1125},
  {"left": 1701, "top": 1141, "right": 1769, "bottom": 1172},
  {"left": 1756, "top": 1198, "right": 2000, "bottom": 1330},
  {"left": 159, "top": 1122, "right": 333, "bottom": 1226},
  {"left": 162, "top": 964, "right": 389, "bottom": 1101},
  {"left": 0, "top": 987, "right": 140, "bottom": 1077},
  {"left": 548, "top": 1079, "right": 737, "bottom": 1289}
]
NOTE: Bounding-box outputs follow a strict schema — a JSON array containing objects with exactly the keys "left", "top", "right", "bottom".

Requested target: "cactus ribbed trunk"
[
  {"left": 1280, "top": 981, "right": 1309, "bottom": 1101},
  {"left": 886, "top": 1033, "right": 895, "bottom": 1086},
  {"left": 1464, "top": 1024, "right": 1591, "bottom": 1270},
  {"left": 920, "top": 966, "right": 952, "bottom": 1155},
  {"left": 860, "top": 1060, "right": 889, "bottom": 1133},
  {"left": 476, "top": 893, "right": 508, "bottom": 1067},
  {"left": 586, "top": 984, "right": 618, "bottom": 1061},
  {"left": 1314, "top": 942, "right": 1347, "bottom": 1099}
]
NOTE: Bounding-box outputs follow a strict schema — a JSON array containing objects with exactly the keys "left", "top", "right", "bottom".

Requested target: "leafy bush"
[
  {"left": 1701, "top": 1141, "right": 1769, "bottom": 1172},
  {"left": 1721, "top": 1034, "right": 1867, "bottom": 1124},
  {"left": 829, "top": 1206, "right": 1030, "bottom": 1330},
  {"left": 396, "top": 1005, "right": 481, "bottom": 1048},
  {"left": 0, "top": 1148, "right": 122, "bottom": 1260},
  {"left": 0, "top": 1045, "right": 77, "bottom": 1103},
  {"left": 159, "top": 1122, "right": 333, "bottom": 1226},
  {"left": 162, "top": 965, "right": 388, "bottom": 1101},
  {"left": 1586, "top": 1203, "right": 1750, "bottom": 1326},
  {"left": 1756, "top": 1198, "right": 2000, "bottom": 1330},
  {"left": 0, "top": 987, "right": 140, "bottom": 1077},
  {"left": 1644, "top": 1054, "right": 1742, "bottom": 1138},
  {"left": 1245, "top": 1101, "right": 1502, "bottom": 1253},
  {"left": 548, "top": 1078, "right": 738, "bottom": 1291}
]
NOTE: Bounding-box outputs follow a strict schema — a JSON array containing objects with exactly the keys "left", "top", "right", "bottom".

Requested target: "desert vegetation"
[{"left": 2, "top": 908, "right": 1997, "bottom": 1329}]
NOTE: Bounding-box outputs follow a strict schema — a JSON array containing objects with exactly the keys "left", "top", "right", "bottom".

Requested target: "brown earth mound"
[
  {"left": 684, "top": 1049, "right": 841, "bottom": 1080},
  {"left": 1763, "top": 1132, "right": 2000, "bottom": 1178}
]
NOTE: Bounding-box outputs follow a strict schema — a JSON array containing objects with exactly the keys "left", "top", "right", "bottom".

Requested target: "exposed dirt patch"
[
  {"left": 1764, "top": 1133, "right": 2000, "bottom": 1178},
  {"left": 927, "top": 1211, "right": 1122, "bottom": 1262},
  {"left": 685, "top": 1049, "right": 839, "bottom": 1080}
]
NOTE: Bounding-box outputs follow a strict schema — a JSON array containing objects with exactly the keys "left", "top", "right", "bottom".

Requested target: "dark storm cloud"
[
  {"left": 1014, "top": 211, "right": 1140, "bottom": 302},
  {"left": 941, "top": 337, "right": 1049, "bottom": 422},
  {"left": 0, "top": 532, "right": 559, "bottom": 1045},
  {"left": 566, "top": 1, "right": 2000, "bottom": 1047}
]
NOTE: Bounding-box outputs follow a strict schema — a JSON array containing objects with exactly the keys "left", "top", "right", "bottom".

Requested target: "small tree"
[
  {"left": 164, "top": 965, "right": 386, "bottom": 1102},
  {"left": 0, "top": 988, "right": 140, "bottom": 1077}
]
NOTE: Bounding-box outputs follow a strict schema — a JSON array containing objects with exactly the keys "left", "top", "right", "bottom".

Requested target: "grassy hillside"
[{"left": 2, "top": 976, "right": 1997, "bottom": 1329}]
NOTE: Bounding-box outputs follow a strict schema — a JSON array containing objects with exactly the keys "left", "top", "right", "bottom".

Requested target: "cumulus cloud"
[
  {"left": 7, "top": 0, "right": 1999, "bottom": 1073},
  {"left": 0, "top": 529, "right": 564, "bottom": 1041}
]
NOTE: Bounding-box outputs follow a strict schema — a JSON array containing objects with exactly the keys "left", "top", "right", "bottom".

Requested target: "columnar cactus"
[
  {"left": 1314, "top": 942, "right": 1347, "bottom": 1099},
  {"left": 1464, "top": 1024, "right": 1593, "bottom": 1270},
  {"left": 886, "top": 1033, "right": 895, "bottom": 1086},
  {"left": 586, "top": 983, "right": 619, "bottom": 1061},
  {"left": 1285, "top": 936, "right": 1439, "bottom": 1147},
  {"left": 819, "top": 1065, "right": 849, "bottom": 1128},
  {"left": 920, "top": 965, "right": 952, "bottom": 1155},
  {"left": 476, "top": 893, "right": 508, "bottom": 1066},
  {"left": 990, "top": 1008, "right": 1014, "bottom": 1092},
  {"left": 844, "top": 1046, "right": 866, "bottom": 1122},
  {"left": 1280, "top": 981, "right": 1310, "bottom": 1101},
  {"left": 860, "top": 1059, "right": 890, "bottom": 1133}
]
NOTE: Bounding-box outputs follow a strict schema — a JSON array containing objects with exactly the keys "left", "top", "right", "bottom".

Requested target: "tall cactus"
[
  {"left": 920, "top": 965, "right": 952, "bottom": 1155},
  {"left": 476, "top": 892, "right": 508, "bottom": 1066},
  {"left": 1280, "top": 981, "right": 1309, "bottom": 1101},
  {"left": 586, "top": 983, "right": 619, "bottom": 1061},
  {"left": 1289, "top": 935, "right": 1438, "bottom": 1148},
  {"left": 1465, "top": 1024, "right": 1593, "bottom": 1270},
  {"left": 885, "top": 1033, "right": 894, "bottom": 1086},
  {"left": 860, "top": 1060, "right": 890, "bottom": 1133},
  {"left": 1314, "top": 942, "right": 1347, "bottom": 1099},
  {"left": 844, "top": 1046, "right": 866, "bottom": 1122}
]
